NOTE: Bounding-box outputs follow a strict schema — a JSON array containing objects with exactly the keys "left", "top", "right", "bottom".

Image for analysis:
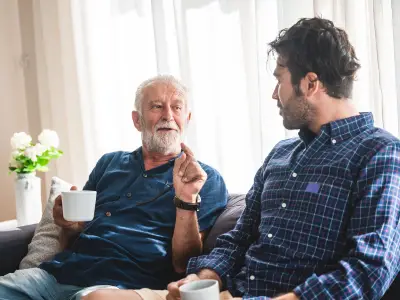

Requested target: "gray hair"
[{"left": 134, "top": 75, "right": 189, "bottom": 115}]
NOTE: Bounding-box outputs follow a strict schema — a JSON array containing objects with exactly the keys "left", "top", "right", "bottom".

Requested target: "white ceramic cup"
[
  {"left": 61, "top": 190, "right": 97, "bottom": 222},
  {"left": 179, "top": 279, "right": 219, "bottom": 300}
]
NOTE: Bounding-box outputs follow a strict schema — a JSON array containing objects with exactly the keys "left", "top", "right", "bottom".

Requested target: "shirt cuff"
[
  {"left": 186, "top": 255, "right": 232, "bottom": 280},
  {"left": 187, "top": 256, "right": 200, "bottom": 274},
  {"left": 293, "top": 274, "right": 322, "bottom": 300}
]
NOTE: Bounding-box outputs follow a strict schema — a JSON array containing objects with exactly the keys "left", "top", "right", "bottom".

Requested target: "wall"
[{"left": 0, "top": 0, "right": 30, "bottom": 221}]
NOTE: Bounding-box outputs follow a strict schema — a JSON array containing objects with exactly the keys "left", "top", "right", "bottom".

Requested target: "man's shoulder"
[
  {"left": 357, "top": 127, "right": 400, "bottom": 155},
  {"left": 262, "top": 137, "right": 302, "bottom": 162},
  {"left": 196, "top": 161, "right": 227, "bottom": 195},
  {"left": 275, "top": 137, "right": 302, "bottom": 148},
  {"left": 94, "top": 151, "right": 133, "bottom": 170},
  {"left": 98, "top": 151, "right": 132, "bottom": 162},
  {"left": 197, "top": 161, "right": 223, "bottom": 179}
]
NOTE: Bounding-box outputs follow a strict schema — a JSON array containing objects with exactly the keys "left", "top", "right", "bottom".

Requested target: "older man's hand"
[
  {"left": 53, "top": 186, "right": 85, "bottom": 233},
  {"left": 173, "top": 143, "right": 207, "bottom": 202}
]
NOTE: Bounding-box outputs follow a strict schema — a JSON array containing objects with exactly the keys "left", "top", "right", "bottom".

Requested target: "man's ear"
[
  {"left": 132, "top": 111, "right": 142, "bottom": 132},
  {"left": 304, "top": 72, "right": 320, "bottom": 97}
]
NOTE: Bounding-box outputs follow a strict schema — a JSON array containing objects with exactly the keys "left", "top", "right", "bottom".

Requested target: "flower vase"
[{"left": 14, "top": 173, "right": 42, "bottom": 226}]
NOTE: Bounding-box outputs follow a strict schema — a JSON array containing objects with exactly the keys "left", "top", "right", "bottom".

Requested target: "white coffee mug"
[
  {"left": 61, "top": 190, "right": 97, "bottom": 222},
  {"left": 179, "top": 279, "right": 219, "bottom": 300}
]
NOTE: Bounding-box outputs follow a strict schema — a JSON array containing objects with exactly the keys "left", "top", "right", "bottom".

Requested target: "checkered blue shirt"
[{"left": 188, "top": 113, "right": 400, "bottom": 299}]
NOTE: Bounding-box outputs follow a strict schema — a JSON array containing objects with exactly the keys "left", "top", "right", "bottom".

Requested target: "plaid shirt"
[{"left": 188, "top": 113, "right": 400, "bottom": 299}]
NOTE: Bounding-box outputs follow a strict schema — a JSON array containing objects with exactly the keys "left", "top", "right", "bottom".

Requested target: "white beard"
[{"left": 142, "top": 121, "right": 183, "bottom": 155}]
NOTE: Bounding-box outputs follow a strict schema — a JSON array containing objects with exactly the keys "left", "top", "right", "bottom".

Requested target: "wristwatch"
[{"left": 174, "top": 194, "right": 201, "bottom": 211}]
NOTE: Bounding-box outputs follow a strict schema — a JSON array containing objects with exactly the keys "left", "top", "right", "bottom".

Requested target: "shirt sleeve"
[
  {"left": 187, "top": 164, "right": 264, "bottom": 280},
  {"left": 293, "top": 142, "right": 400, "bottom": 300},
  {"left": 197, "top": 165, "right": 228, "bottom": 232}
]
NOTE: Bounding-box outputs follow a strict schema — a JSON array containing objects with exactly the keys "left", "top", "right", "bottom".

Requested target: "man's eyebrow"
[{"left": 148, "top": 99, "right": 162, "bottom": 105}]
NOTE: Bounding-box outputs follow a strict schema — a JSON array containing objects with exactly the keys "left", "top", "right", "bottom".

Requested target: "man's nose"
[
  {"left": 162, "top": 106, "right": 174, "bottom": 120},
  {"left": 272, "top": 83, "right": 279, "bottom": 100}
]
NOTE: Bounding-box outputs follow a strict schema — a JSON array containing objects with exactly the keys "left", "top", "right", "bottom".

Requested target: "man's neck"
[
  {"left": 308, "top": 98, "right": 359, "bottom": 134},
  {"left": 142, "top": 146, "right": 180, "bottom": 170}
]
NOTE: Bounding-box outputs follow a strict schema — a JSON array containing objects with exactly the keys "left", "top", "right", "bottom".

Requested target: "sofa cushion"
[
  {"left": 0, "top": 224, "right": 36, "bottom": 275},
  {"left": 204, "top": 194, "right": 246, "bottom": 252},
  {"left": 19, "top": 177, "right": 72, "bottom": 269}
]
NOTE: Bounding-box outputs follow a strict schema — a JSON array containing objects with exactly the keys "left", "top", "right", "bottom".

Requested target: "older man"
[{"left": 0, "top": 75, "right": 228, "bottom": 300}]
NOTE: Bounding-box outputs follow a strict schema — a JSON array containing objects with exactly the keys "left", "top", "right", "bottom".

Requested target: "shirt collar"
[
  {"left": 299, "top": 112, "right": 374, "bottom": 145},
  {"left": 133, "top": 147, "right": 182, "bottom": 174}
]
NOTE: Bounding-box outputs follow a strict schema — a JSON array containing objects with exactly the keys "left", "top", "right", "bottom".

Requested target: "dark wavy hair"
[{"left": 268, "top": 17, "right": 361, "bottom": 98}]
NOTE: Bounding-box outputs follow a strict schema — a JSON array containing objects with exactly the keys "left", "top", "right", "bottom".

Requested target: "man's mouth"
[{"left": 157, "top": 128, "right": 176, "bottom": 132}]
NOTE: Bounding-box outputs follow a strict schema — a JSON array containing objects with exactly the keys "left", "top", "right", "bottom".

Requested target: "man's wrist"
[{"left": 176, "top": 193, "right": 198, "bottom": 203}]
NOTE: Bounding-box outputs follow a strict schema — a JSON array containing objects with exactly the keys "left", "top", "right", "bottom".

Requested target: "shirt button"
[
  {"left": 127, "top": 192, "right": 132, "bottom": 198},
  {"left": 292, "top": 172, "right": 297, "bottom": 178},
  {"left": 268, "top": 233, "right": 273, "bottom": 238},
  {"left": 143, "top": 173, "right": 148, "bottom": 178},
  {"left": 281, "top": 203, "right": 287, "bottom": 208},
  {"left": 332, "top": 139, "right": 337, "bottom": 144},
  {"left": 105, "top": 212, "right": 111, "bottom": 217},
  {"left": 250, "top": 275, "right": 255, "bottom": 280}
]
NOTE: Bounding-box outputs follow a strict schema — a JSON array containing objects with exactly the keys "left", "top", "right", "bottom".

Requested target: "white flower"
[
  {"left": 10, "top": 132, "right": 32, "bottom": 150},
  {"left": 11, "top": 150, "right": 21, "bottom": 158},
  {"left": 33, "top": 143, "right": 48, "bottom": 156},
  {"left": 38, "top": 129, "right": 59, "bottom": 148},
  {"left": 9, "top": 157, "right": 22, "bottom": 169},
  {"left": 24, "top": 146, "right": 38, "bottom": 162}
]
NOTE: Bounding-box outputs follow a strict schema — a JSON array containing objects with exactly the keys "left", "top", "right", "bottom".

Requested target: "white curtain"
[{"left": 33, "top": 0, "right": 400, "bottom": 194}]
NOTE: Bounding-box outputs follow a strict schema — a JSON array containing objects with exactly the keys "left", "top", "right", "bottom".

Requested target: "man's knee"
[
  {"left": 82, "top": 289, "right": 143, "bottom": 300},
  {"left": 0, "top": 268, "right": 53, "bottom": 299}
]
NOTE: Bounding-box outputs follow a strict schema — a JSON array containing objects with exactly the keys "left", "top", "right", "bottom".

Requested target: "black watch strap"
[{"left": 174, "top": 195, "right": 200, "bottom": 211}]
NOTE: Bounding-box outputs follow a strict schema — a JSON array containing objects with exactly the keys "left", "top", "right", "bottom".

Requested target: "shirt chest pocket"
[{"left": 288, "top": 174, "right": 354, "bottom": 242}]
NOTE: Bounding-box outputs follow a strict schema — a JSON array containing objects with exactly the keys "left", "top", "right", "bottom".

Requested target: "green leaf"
[
  {"left": 37, "top": 157, "right": 50, "bottom": 166},
  {"left": 18, "top": 156, "right": 29, "bottom": 163}
]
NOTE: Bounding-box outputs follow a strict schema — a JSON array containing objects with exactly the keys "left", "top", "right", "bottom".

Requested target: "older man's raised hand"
[{"left": 173, "top": 143, "right": 207, "bottom": 202}]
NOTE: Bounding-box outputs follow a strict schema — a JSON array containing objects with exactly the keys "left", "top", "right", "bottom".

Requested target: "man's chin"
[
  {"left": 282, "top": 119, "right": 296, "bottom": 130},
  {"left": 151, "top": 141, "right": 181, "bottom": 154},
  {"left": 160, "top": 145, "right": 181, "bottom": 155}
]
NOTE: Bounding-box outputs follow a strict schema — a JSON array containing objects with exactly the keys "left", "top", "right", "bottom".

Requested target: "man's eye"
[
  {"left": 152, "top": 105, "right": 162, "bottom": 109},
  {"left": 175, "top": 106, "right": 182, "bottom": 111}
]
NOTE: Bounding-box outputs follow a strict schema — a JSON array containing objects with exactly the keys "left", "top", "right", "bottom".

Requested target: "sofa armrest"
[{"left": 0, "top": 224, "right": 36, "bottom": 276}]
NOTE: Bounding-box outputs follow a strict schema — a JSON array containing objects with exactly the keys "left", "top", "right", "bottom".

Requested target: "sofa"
[{"left": 0, "top": 193, "right": 399, "bottom": 299}]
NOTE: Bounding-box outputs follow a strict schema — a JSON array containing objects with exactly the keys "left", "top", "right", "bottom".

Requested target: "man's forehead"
[
  {"left": 143, "top": 82, "right": 186, "bottom": 100},
  {"left": 273, "top": 57, "right": 288, "bottom": 77},
  {"left": 276, "top": 56, "right": 287, "bottom": 69}
]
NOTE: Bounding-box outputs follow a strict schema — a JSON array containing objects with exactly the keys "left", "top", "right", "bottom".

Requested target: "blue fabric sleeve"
[{"left": 197, "top": 163, "right": 228, "bottom": 232}]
